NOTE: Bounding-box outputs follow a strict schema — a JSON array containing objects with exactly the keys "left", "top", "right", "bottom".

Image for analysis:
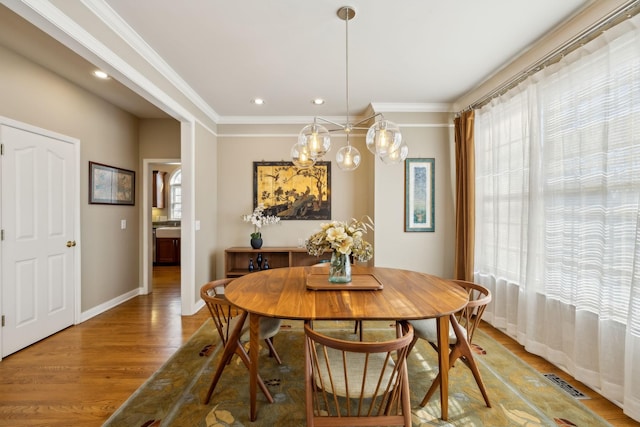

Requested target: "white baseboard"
[{"left": 79, "top": 288, "right": 141, "bottom": 323}]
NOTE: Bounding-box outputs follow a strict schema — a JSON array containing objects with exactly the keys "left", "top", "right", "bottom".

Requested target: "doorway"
[
  {"left": 151, "top": 162, "right": 181, "bottom": 287},
  {"left": 143, "top": 159, "right": 181, "bottom": 295}
]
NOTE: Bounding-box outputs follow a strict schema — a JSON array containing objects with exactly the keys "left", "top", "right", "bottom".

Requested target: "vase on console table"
[
  {"left": 328, "top": 252, "right": 351, "bottom": 283},
  {"left": 250, "top": 237, "right": 263, "bottom": 249}
]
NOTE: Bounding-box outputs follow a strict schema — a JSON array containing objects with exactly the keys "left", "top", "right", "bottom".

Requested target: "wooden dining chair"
[
  {"left": 200, "top": 279, "right": 282, "bottom": 404},
  {"left": 304, "top": 321, "right": 414, "bottom": 427},
  {"left": 408, "top": 279, "right": 492, "bottom": 408}
]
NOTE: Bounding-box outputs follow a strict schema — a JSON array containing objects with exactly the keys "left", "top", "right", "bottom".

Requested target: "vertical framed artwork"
[
  {"left": 253, "top": 161, "right": 331, "bottom": 220},
  {"left": 89, "top": 161, "right": 136, "bottom": 205},
  {"left": 405, "top": 158, "right": 434, "bottom": 232}
]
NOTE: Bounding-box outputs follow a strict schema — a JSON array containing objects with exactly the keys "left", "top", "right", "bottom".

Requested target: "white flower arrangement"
[
  {"left": 243, "top": 204, "right": 280, "bottom": 239},
  {"left": 306, "top": 217, "right": 374, "bottom": 262}
]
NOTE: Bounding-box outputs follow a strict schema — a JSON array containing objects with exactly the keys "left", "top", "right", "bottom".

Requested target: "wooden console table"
[{"left": 224, "top": 246, "right": 330, "bottom": 278}]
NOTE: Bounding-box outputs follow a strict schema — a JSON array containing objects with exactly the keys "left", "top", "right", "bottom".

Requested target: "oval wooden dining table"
[{"left": 224, "top": 265, "right": 469, "bottom": 422}]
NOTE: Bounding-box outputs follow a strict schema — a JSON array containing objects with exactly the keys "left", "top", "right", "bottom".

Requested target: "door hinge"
[
  {"left": 0, "top": 143, "right": 3, "bottom": 155},
  {"left": 0, "top": 230, "right": 3, "bottom": 241},
  {"left": 1, "top": 315, "right": 4, "bottom": 327}
]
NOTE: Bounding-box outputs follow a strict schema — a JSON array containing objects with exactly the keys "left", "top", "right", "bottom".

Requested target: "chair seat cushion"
[
  {"left": 314, "top": 346, "right": 396, "bottom": 398},
  {"left": 409, "top": 318, "right": 465, "bottom": 345},
  {"left": 233, "top": 316, "right": 282, "bottom": 341}
]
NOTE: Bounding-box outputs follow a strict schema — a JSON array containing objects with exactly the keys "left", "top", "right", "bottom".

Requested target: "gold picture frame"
[{"left": 253, "top": 161, "right": 331, "bottom": 220}]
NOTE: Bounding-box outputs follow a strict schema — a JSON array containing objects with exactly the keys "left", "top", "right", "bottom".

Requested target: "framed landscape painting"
[
  {"left": 405, "top": 158, "right": 434, "bottom": 232},
  {"left": 253, "top": 161, "right": 331, "bottom": 220}
]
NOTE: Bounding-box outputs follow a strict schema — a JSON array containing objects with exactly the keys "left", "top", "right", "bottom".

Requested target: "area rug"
[{"left": 103, "top": 319, "right": 611, "bottom": 426}]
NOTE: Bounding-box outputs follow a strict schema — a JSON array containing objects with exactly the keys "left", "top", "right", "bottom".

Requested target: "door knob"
[{"left": 66, "top": 241, "right": 76, "bottom": 247}]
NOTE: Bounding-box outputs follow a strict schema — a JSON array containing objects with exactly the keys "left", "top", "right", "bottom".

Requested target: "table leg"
[
  {"left": 249, "top": 312, "right": 260, "bottom": 421},
  {"left": 437, "top": 315, "right": 449, "bottom": 420}
]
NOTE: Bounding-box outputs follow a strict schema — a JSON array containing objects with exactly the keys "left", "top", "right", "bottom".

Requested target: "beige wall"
[
  {"left": 216, "top": 123, "right": 374, "bottom": 277},
  {"left": 139, "top": 119, "right": 181, "bottom": 223},
  {"left": 194, "top": 123, "right": 218, "bottom": 294},
  {"left": 139, "top": 119, "right": 181, "bottom": 159},
  {"left": 372, "top": 111, "right": 456, "bottom": 277},
  {"left": 214, "top": 118, "right": 455, "bottom": 278},
  {"left": 0, "top": 44, "right": 141, "bottom": 311}
]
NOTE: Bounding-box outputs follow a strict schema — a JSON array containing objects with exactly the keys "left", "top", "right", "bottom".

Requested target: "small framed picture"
[
  {"left": 405, "top": 158, "right": 434, "bottom": 232},
  {"left": 89, "top": 161, "right": 135, "bottom": 205}
]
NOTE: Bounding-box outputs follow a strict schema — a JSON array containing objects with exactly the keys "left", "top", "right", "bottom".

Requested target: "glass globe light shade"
[
  {"left": 336, "top": 145, "right": 361, "bottom": 171},
  {"left": 298, "top": 123, "right": 331, "bottom": 159},
  {"left": 365, "top": 120, "right": 402, "bottom": 157},
  {"left": 380, "top": 142, "right": 409, "bottom": 164},
  {"left": 291, "top": 142, "right": 316, "bottom": 169}
]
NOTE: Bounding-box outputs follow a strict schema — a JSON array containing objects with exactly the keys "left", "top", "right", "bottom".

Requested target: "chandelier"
[{"left": 291, "top": 6, "right": 408, "bottom": 171}]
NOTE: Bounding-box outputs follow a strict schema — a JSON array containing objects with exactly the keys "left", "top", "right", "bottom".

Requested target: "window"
[
  {"left": 169, "top": 169, "right": 181, "bottom": 220},
  {"left": 475, "top": 19, "right": 640, "bottom": 324}
]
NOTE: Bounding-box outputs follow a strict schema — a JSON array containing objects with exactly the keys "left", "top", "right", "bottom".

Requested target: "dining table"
[{"left": 224, "top": 264, "right": 469, "bottom": 422}]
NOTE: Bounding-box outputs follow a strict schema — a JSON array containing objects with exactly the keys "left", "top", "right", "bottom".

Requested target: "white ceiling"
[{"left": 1, "top": 0, "right": 593, "bottom": 120}]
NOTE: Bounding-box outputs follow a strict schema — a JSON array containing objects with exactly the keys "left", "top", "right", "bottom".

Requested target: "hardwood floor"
[
  {"left": 0, "top": 266, "right": 208, "bottom": 427},
  {"left": 0, "top": 266, "right": 636, "bottom": 426}
]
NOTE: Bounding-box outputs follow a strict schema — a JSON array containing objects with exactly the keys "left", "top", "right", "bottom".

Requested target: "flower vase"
[
  {"left": 250, "top": 238, "right": 263, "bottom": 249},
  {"left": 328, "top": 252, "right": 351, "bottom": 283}
]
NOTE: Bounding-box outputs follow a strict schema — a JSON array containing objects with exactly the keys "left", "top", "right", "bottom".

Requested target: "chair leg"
[
  {"left": 204, "top": 338, "right": 238, "bottom": 404},
  {"left": 205, "top": 339, "right": 275, "bottom": 404},
  {"left": 406, "top": 334, "right": 419, "bottom": 355},
  {"left": 419, "top": 344, "right": 461, "bottom": 406},
  {"left": 354, "top": 320, "right": 363, "bottom": 340},
  {"left": 235, "top": 341, "right": 275, "bottom": 403},
  {"left": 204, "top": 311, "right": 274, "bottom": 405},
  {"left": 420, "top": 371, "right": 441, "bottom": 407},
  {"left": 420, "top": 329, "right": 491, "bottom": 408},
  {"left": 264, "top": 337, "right": 282, "bottom": 364},
  {"left": 459, "top": 345, "right": 491, "bottom": 407}
]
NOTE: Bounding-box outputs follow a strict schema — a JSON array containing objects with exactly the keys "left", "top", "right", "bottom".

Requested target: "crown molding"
[
  {"left": 81, "top": 0, "right": 220, "bottom": 123},
  {"left": 216, "top": 115, "right": 373, "bottom": 126},
  {"left": 370, "top": 102, "right": 454, "bottom": 113}
]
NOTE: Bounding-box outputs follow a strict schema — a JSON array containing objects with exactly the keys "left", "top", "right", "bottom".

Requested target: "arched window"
[{"left": 169, "top": 169, "right": 181, "bottom": 220}]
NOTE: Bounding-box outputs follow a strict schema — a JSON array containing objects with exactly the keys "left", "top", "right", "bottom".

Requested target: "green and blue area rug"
[{"left": 103, "top": 320, "right": 611, "bottom": 426}]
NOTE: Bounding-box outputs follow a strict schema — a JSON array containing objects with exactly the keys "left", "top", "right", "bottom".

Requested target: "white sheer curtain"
[{"left": 474, "top": 14, "right": 640, "bottom": 421}]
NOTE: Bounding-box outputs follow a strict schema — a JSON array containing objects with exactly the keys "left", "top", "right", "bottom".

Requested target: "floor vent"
[{"left": 543, "top": 373, "right": 589, "bottom": 399}]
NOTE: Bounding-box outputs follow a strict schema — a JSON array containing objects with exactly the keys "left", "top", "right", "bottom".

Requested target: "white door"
[{"left": 1, "top": 122, "right": 77, "bottom": 358}]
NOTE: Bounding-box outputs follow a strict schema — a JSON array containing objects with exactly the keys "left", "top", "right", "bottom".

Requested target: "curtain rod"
[{"left": 463, "top": 0, "right": 640, "bottom": 113}]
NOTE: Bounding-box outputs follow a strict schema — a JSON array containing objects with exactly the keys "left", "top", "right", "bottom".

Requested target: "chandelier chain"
[{"left": 345, "top": 7, "right": 350, "bottom": 133}]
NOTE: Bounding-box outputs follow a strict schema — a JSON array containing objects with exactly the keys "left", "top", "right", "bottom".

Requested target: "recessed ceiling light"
[
  {"left": 312, "top": 98, "right": 325, "bottom": 105},
  {"left": 93, "top": 70, "right": 109, "bottom": 79},
  {"left": 252, "top": 98, "right": 265, "bottom": 105}
]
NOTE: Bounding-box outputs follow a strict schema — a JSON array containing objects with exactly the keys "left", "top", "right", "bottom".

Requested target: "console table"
[{"left": 224, "top": 246, "right": 330, "bottom": 278}]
